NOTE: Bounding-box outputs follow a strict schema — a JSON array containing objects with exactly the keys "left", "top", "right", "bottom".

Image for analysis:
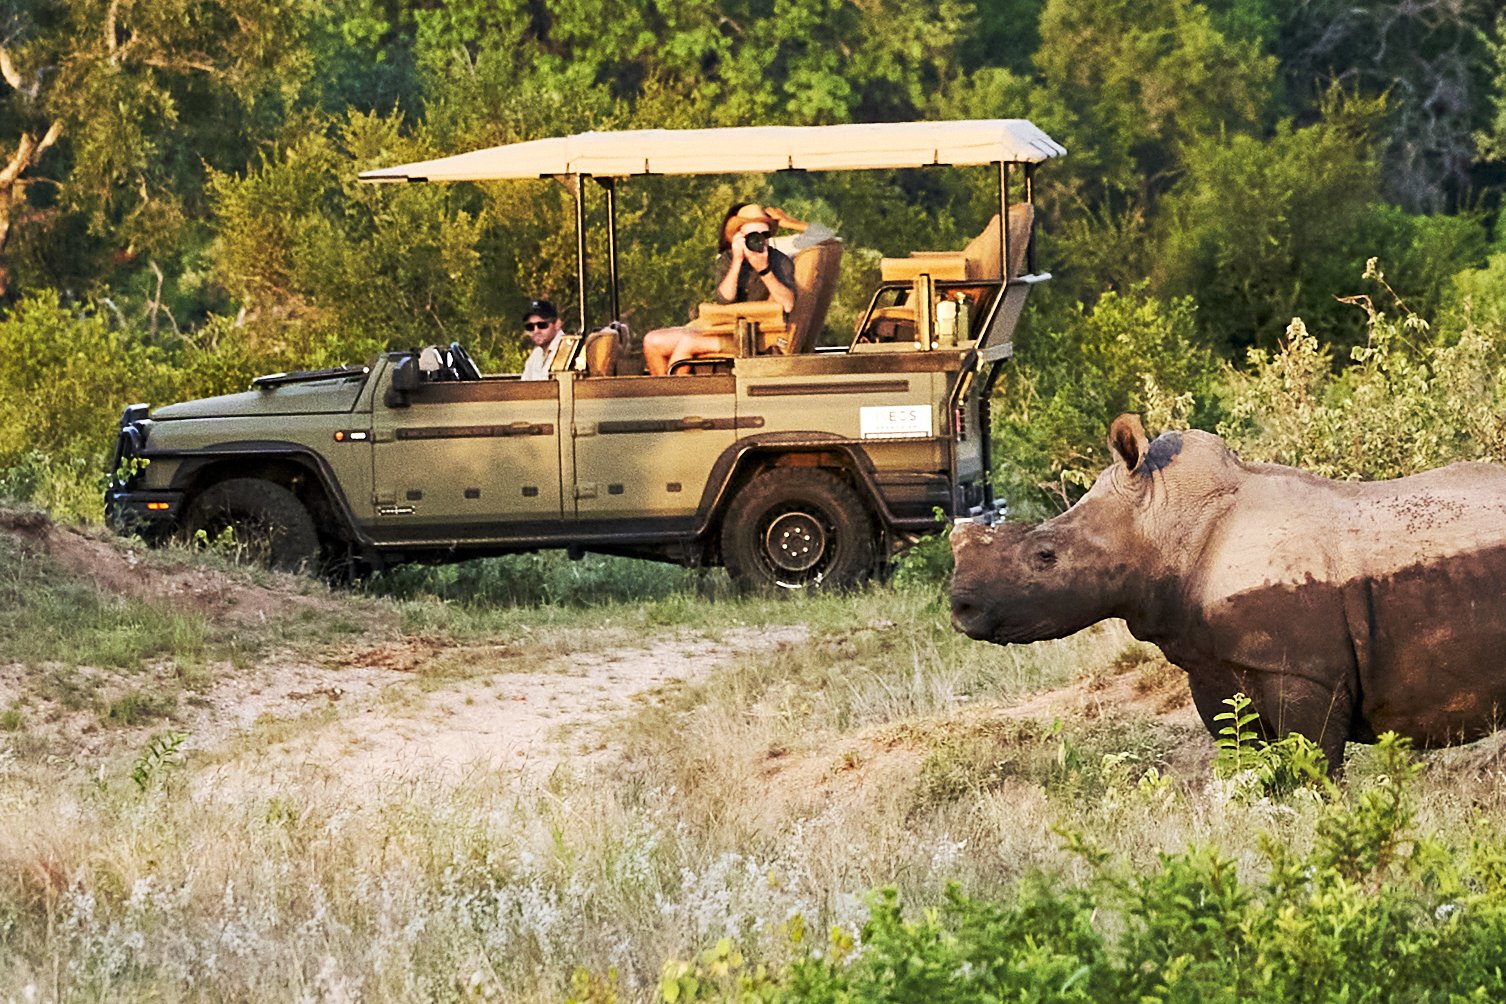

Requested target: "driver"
[{"left": 520, "top": 298, "right": 565, "bottom": 380}]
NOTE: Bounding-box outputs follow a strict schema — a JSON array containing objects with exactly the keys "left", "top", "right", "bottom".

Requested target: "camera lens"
[{"left": 744, "top": 231, "right": 768, "bottom": 253}]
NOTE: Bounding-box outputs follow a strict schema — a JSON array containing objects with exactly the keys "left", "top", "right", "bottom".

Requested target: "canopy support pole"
[
  {"left": 997, "top": 161, "right": 1010, "bottom": 282},
  {"left": 1024, "top": 164, "right": 1036, "bottom": 275},
  {"left": 573, "top": 174, "right": 589, "bottom": 333},
  {"left": 595, "top": 176, "right": 620, "bottom": 322}
]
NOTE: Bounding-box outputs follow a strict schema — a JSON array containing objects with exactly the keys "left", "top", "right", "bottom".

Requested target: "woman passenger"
[{"left": 642, "top": 203, "right": 796, "bottom": 376}]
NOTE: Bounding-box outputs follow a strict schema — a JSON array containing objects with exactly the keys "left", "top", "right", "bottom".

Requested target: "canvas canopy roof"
[{"left": 358, "top": 119, "right": 1065, "bottom": 183}]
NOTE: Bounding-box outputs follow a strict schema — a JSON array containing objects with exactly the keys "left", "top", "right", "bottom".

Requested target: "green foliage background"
[{"left": 5, "top": 0, "right": 1506, "bottom": 518}]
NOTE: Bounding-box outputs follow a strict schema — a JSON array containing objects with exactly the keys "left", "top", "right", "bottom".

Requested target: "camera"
[{"left": 743, "top": 231, "right": 769, "bottom": 253}]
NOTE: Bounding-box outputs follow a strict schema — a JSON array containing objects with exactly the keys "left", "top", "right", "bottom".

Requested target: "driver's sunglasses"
[{"left": 524, "top": 320, "right": 553, "bottom": 331}]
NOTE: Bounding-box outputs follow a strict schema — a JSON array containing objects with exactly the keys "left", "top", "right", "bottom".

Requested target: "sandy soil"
[{"left": 212, "top": 627, "right": 809, "bottom": 791}]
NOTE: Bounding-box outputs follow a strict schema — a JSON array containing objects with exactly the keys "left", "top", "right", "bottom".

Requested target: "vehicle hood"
[{"left": 151, "top": 378, "right": 366, "bottom": 419}]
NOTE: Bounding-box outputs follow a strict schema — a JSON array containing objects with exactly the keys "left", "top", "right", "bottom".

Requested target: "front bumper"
[{"left": 104, "top": 489, "right": 184, "bottom": 539}]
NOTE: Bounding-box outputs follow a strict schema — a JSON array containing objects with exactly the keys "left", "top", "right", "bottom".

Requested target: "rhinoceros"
[{"left": 950, "top": 414, "right": 1506, "bottom": 767}]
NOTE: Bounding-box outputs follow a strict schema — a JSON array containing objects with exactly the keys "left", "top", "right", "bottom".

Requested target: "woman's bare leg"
[
  {"left": 666, "top": 332, "right": 731, "bottom": 372},
  {"left": 644, "top": 326, "right": 691, "bottom": 376}
]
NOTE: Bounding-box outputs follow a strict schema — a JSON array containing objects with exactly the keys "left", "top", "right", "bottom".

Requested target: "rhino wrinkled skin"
[{"left": 950, "top": 414, "right": 1506, "bottom": 768}]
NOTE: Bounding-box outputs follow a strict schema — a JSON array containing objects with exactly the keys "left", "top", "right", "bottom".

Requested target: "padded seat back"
[
  {"left": 854, "top": 204, "right": 1036, "bottom": 346},
  {"left": 963, "top": 203, "right": 1034, "bottom": 282},
  {"left": 880, "top": 253, "right": 967, "bottom": 282},
  {"left": 786, "top": 239, "right": 844, "bottom": 353},
  {"left": 582, "top": 326, "right": 621, "bottom": 377}
]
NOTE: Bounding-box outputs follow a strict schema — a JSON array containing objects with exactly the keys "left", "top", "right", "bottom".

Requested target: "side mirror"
[{"left": 384, "top": 355, "right": 420, "bottom": 408}]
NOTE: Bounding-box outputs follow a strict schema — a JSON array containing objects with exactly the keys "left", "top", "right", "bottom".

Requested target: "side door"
[
  {"left": 569, "top": 375, "right": 741, "bottom": 531},
  {"left": 369, "top": 373, "right": 564, "bottom": 540}
]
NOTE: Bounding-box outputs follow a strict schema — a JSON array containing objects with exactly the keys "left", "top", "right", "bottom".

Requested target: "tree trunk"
[{"left": 0, "top": 121, "right": 64, "bottom": 298}]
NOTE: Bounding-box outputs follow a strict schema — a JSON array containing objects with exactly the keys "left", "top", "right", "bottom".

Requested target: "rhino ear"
[{"left": 1108, "top": 414, "right": 1149, "bottom": 472}]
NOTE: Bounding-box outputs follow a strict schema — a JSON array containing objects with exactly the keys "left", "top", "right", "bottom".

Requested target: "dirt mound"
[
  {"left": 739, "top": 651, "right": 1205, "bottom": 830},
  {"left": 999, "top": 648, "right": 1197, "bottom": 726},
  {"left": 0, "top": 507, "right": 339, "bottom": 627}
]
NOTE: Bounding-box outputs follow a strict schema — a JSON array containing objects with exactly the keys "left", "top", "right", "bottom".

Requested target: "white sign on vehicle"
[{"left": 860, "top": 405, "right": 933, "bottom": 439}]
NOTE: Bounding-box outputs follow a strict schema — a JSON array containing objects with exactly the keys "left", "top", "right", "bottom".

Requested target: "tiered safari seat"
[{"left": 859, "top": 204, "right": 1033, "bottom": 344}]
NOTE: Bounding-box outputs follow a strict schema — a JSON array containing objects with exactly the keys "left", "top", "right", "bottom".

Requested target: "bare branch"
[
  {"left": 141, "top": 56, "right": 219, "bottom": 74},
  {"left": 105, "top": 0, "right": 119, "bottom": 61},
  {"left": 33, "top": 118, "right": 61, "bottom": 159},
  {"left": 0, "top": 44, "right": 22, "bottom": 92},
  {"left": 0, "top": 120, "right": 62, "bottom": 188},
  {"left": 0, "top": 133, "right": 37, "bottom": 187}
]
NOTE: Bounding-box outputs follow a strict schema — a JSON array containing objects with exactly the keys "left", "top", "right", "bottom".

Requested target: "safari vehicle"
[{"left": 106, "top": 119, "right": 1064, "bottom": 589}]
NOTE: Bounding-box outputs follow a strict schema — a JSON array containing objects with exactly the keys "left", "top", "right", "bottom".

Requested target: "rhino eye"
[{"left": 1032, "top": 547, "right": 1057, "bottom": 569}]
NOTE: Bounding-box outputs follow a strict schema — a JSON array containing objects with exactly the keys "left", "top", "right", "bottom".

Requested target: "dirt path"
[{"left": 205, "top": 627, "right": 808, "bottom": 792}]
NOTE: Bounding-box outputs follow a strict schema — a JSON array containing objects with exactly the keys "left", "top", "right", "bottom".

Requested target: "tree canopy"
[{"left": 5, "top": 0, "right": 1506, "bottom": 518}]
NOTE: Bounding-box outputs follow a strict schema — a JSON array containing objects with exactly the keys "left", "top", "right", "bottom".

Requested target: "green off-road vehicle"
[{"left": 106, "top": 119, "right": 1064, "bottom": 589}]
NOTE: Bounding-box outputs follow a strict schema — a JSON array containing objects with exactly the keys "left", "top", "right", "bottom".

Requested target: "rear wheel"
[
  {"left": 183, "top": 478, "right": 320, "bottom": 574},
  {"left": 721, "top": 469, "right": 876, "bottom": 591}
]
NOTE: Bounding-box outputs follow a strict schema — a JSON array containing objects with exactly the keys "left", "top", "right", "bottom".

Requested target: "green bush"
[
  {"left": 994, "top": 286, "right": 1219, "bottom": 518},
  {"left": 0, "top": 295, "right": 178, "bottom": 467},
  {"left": 1219, "top": 272, "right": 1506, "bottom": 477},
  {"left": 650, "top": 737, "right": 1506, "bottom": 1002}
]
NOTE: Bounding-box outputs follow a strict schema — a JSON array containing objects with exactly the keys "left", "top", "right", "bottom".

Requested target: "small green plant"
[
  {"left": 1213, "top": 691, "right": 1262, "bottom": 777},
  {"left": 891, "top": 509, "right": 953, "bottom": 589},
  {"left": 193, "top": 524, "right": 239, "bottom": 555},
  {"left": 1214, "top": 692, "right": 1329, "bottom": 797},
  {"left": 659, "top": 936, "right": 767, "bottom": 1002},
  {"left": 106, "top": 689, "right": 177, "bottom": 725},
  {"left": 131, "top": 730, "right": 188, "bottom": 791}
]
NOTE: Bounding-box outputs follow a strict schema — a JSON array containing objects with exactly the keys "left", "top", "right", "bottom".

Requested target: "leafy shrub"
[
  {"left": 1220, "top": 271, "right": 1506, "bottom": 477},
  {"left": 0, "top": 295, "right": 178, "bottom": 467},
  {"left": 1154, "top": 94, "right": 1387, "bottom": 351},
  {"left": 995, "top": 286, "right": 1219, "bottom": 518},
  {"left": 651, "top": 736, "right": 1506, "bottom": 1002},
  {"left": 0, "top": 449, "right": 111, "bottom": 523},
  {"left": 890, "top": 509, "right": 953, "bottom": 590}
]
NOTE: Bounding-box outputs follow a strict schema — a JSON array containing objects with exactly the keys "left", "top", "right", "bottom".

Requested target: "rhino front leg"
[{"left": 1185, "top": 661, "right": 1355, "bottom": 772}]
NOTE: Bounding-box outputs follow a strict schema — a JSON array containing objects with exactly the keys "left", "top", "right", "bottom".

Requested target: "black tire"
[
  {"left": 183, "top": 478, "right": 321, "bottom": 574},
  {"left": 720, "top": 468, "right": 877, "bottom": 591}
]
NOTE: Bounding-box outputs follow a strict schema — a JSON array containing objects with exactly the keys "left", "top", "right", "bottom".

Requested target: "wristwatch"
[{"left": 757, "top": 265, "right": 771, "bottom": 276}]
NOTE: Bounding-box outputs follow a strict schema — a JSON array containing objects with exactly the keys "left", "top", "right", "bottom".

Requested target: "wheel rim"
[{"left": 759, "top": 507, "right": 832, "bottom": 585}]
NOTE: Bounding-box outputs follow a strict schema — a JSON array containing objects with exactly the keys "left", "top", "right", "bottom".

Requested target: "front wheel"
[
  {"left": 183, "top": 478, "right": 321, "bottom": 574},
  {"left": 720, "top": 469, "right": 876, "bottom": 591}
]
